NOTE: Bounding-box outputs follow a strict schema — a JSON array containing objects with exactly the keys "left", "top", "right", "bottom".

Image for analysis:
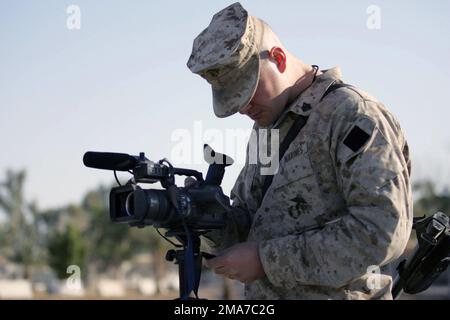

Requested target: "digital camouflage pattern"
[
  {"left": 187, "top": 2, "right": 264, "bottom": 118},
  {"left": 203, "top": 67, "right": 413, "bottom": 299}
]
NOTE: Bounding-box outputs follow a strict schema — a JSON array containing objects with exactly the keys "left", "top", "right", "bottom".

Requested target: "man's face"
[{"left": 238, "top": 62, "right": 288, "bottom": 127}]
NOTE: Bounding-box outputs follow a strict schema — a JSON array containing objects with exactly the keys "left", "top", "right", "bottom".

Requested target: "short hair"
[{"left": 258, "top": 19, "right": 284, "bottom": 52}]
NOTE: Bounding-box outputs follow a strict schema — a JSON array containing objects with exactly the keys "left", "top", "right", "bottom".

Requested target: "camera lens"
[
  {"left": 144, "top": 189, "right": 171, "bottom": 222},
  {"left": 110, "top": 186, "right": 186, "bottom": 227},
  {"left": 125, "top": 192, "right": 135, "bottom": 217},
  {"left": 123, "top": 189, "right": 171, "bottom": 223}
]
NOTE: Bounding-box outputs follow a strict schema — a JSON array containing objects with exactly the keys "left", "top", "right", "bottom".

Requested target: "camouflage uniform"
[
  {"left": 204, "top": 67, "right": 413, "bottom": 299},
  {"left": 187, "top": 3, "right": 413, "bottom": 299}
]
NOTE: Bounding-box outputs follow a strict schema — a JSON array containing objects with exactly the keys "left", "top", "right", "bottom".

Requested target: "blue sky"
[{"left": 1, "top": 0, "right": 449, "bottom": 209}]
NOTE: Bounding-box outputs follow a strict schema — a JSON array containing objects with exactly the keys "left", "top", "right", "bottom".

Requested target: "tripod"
[{"left": 165, "top": 229, "right": 213, "bottom": 300}]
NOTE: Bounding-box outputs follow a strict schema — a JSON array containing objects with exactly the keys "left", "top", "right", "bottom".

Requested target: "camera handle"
[{"left": 165, "top": 230, "right": 212, "bottom": 300}]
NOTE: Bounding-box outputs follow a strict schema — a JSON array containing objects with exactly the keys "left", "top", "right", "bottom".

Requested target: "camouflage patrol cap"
[{"left": 187, "top": 2, "right": 264, "bottom": 118}]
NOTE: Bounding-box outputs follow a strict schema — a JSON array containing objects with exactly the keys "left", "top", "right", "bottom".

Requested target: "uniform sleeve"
[{"left": 258, "top": 99, "right": 413, "bottom": 289}]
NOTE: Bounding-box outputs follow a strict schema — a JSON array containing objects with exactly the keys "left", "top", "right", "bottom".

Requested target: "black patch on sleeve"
[
  {"left": 343, "top": 125, "right": 370, "bottom": 152},
  {"left": 301, "top": 103, "right": 312, "bottom": 112}
]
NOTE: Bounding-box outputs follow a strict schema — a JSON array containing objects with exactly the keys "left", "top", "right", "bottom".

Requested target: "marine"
[{"left": 186, "top": 2, "right": 413, "bottom": 300}]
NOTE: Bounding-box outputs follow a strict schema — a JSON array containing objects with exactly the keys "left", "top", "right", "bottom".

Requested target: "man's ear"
[{"left": 269, "top": 46, "right": 286, "bottom": 73}]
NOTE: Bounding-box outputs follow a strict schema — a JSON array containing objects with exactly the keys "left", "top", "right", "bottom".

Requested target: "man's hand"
[{"left": 204, "top": 241, "right": 266, "bottom": 284}]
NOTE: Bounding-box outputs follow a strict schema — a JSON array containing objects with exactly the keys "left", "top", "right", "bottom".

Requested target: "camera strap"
[
  {"left": 260, "top": 81, "right": 353, "bottom": 200},
  {"left": 260, "top": 114, "right": 308, "bottom": 198}
]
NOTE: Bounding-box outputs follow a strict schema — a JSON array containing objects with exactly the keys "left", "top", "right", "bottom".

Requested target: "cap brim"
[{"left": 211, "top": 53, "right": 260, "bottom": 118}]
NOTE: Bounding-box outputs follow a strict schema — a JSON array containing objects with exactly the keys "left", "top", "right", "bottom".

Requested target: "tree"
[
  {"left": 81, "top": 185, "right": 133, "bottom": 274},
  {"left": 47, "top": 224, "right": 87, "bottom": 279},
  {"left": 0, "top": 169, "right": 42, "bottom": 277}
]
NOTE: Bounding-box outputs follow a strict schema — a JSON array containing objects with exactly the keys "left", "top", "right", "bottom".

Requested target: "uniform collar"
[{"left": 269, "top": 67, "right": 343, "bottom": 128}]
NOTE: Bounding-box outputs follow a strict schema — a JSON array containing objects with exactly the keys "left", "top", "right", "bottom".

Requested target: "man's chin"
[{"left": 254, "top": 118, "right": 272, "bottom": 128}]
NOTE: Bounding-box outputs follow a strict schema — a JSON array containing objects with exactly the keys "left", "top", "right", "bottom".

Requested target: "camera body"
[{"left": 110, "top": 183, "right": 229, "bottom": 230}]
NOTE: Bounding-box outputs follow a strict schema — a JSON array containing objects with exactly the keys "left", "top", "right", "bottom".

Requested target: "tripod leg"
[
  {"left": 194, "top": 252, "right": 203, "bottom": 297},
  {"left": 176, "top": 250, "right": 189, "bottom": 299}
]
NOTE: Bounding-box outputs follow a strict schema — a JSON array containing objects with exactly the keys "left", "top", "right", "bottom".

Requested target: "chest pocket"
[{"left": 262, "top": 140, "right": 324, "bottom": 222}]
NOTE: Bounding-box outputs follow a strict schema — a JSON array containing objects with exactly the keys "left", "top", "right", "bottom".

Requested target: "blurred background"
[{"left": 0, "top": 0, "right": 449, "bottom": 299}]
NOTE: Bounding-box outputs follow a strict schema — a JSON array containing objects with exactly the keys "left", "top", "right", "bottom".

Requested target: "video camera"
[
  {"left": 83, "top": 144, "right": 233, "bottom": 229},
  {"left": 83, "top": 144, "right": 234, "bottom": 299}
]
